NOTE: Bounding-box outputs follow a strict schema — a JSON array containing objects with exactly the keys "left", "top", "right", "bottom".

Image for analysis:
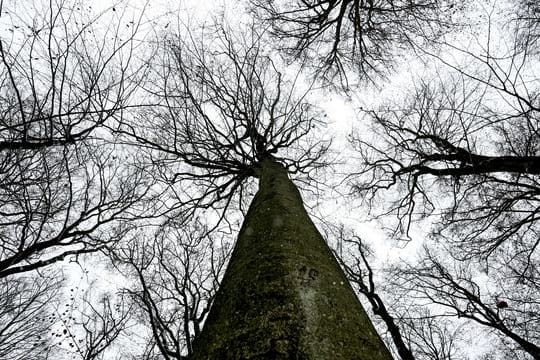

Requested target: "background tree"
[
  {"left": 329, "top": 227, "right": 415, "bottom": 360},
  {"left": 349, "top": 1, "right": 540, "bottom": 357},
  {"left": 0, "top": 2, "right": 159, "bottom": 359},
  {"left": 352, "top": 10, "right": 540, "bottom": 270},
  {"left": 388, "top": 248, "right": 540, "bottom": 359},
  {"left": 0, "top": 0, "right": 154, "bottom": 278},
  {"left": 0, "top": 272, "right": 61, "bottom": 360},
  {"left": 514, "top": 0, "right": 540, "bottom": 50},
  {"left": 115, "top": 219, "right": 231, "bottom": 359},
  {"left": 49, "top": 286, "right": 135, "bottom": 360},
  {"left": 398, "top": 310, "right": 465, "bottom": 360},
  {"left": 250, "top": 0, "right": 459, "bottom": 85}
]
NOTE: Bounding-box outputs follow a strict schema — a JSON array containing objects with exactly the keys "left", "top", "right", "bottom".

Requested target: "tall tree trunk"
[{"left": 192, "top": 156, "right": 393, "bottom": 359}]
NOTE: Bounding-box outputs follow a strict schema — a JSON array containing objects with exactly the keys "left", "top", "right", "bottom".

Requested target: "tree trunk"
[{"left": 192, "top": 156, "right": 393, "bottom": 359}]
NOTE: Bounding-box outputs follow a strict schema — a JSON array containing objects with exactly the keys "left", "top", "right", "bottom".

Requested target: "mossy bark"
[{"left": 191, "top": 157, "right": 393, "bottom": 359}]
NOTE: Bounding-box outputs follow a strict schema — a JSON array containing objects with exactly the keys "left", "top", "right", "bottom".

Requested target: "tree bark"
[{"left": 192, "top": 156, "right": 393, "bottom": 359}]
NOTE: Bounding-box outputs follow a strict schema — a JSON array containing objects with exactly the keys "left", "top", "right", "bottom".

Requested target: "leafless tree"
[
  {"left": 514, "top": 0, "right": 540, "bottom": 51},
  {"left": 389, "top": 249, "right": 540, "bottom": 358},
  {"left": 333, "top": 229, "right": 415, "bottom": 360},
  {"left": 348, "top": 2, "right": 540, "bottom": 357},
  {"left": 0, "top": 272, "right": 61, "bottom": 360},
  {"left": 351, "top": 3, "right": 540, "bottom": 272},
  {"left": 114, "top": 24, "right": 330, "bottom": 222},
  {"left": 115, "top": 219, "right": 231, "bottom": 359},
  {"left": 398, "top": 310, "right": 465, "bottom": 360},
  {"left": 250, "top": 0, "right": 459, "bottom": 86},
  {"left": 49, "top": 287, "right": 135, "bottom": 360},
  {"left": 112, "top": 22, "right": 394, "bottom": 358},
  {"left": 0, "top": 0, "right": 155, "bottom": 278}
]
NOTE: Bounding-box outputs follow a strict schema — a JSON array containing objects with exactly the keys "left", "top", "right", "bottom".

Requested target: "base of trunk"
[{"left": 192, "top": 158, "right": 392, "bottom": 359}]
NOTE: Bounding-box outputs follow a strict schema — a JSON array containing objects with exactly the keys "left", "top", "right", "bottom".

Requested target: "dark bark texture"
[{"left": 192, "top": 157, "right": 392, "bottom": 359}]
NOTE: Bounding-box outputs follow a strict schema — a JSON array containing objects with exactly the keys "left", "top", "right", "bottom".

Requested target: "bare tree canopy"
[
  {"left": 114, "top": 219, "right": 231, "bottom": 359},
  {"left": 0, "top": 0, "right": 154, "bottom": 278},
  {"left": 337, "top": 232, "right": 415, "bottom": 360},
  {"left": 347, "top": 1, "right": 540, "bottom": 357},
  {"left": 352, "top": 8, "right": 540, "bottom": 268},
  {"left": 0, "top": 273, "right": 61, "bottom": 360},
  {"left": 250, "top": 0, "right": 459, "bottom": 85},
  {"left": 389, "top": 248, "right": 540, "bottom": 359},
  {"left": 115, "top": 24, "right": 331, "bottom": 219}
]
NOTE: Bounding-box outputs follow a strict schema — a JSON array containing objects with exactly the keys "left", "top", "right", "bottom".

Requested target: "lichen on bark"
[{"left": 191, "top": 156, "right": 393, "bottom": 359}]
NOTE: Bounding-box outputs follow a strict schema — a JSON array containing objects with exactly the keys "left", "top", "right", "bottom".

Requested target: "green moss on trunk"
[{"left": 192, "top": 157, "right": 393, "bottom": 359}]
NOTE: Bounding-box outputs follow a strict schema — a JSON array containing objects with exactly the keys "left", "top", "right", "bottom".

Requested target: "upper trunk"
[{"left": 192, "top": 156, "right": 393, "bottom": 359}]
